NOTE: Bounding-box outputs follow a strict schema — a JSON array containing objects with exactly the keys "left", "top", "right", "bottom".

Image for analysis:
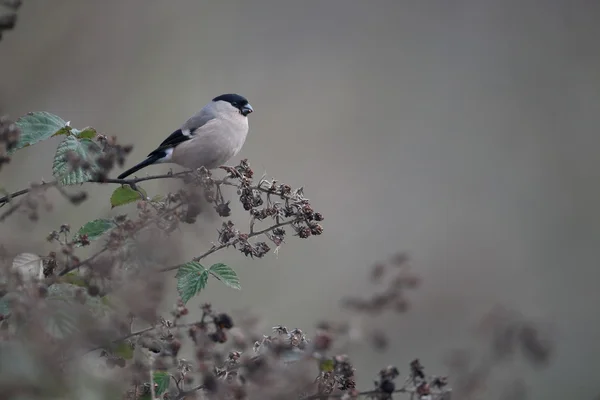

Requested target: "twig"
[
  {"left": 0, "top": 180, "right": 55, "bottom": 207},
  {"left": 159, "top": 219, "right": 300, "bottom": 273},
  {"left": 0, "top": 168, "right": 299, "bottom": 208},
  {"left": 0, "top": 201, "right": 21, "bottom": 222},
  {"left": 176, "top": 384, "right": 204, "bottom": 400},
  {"left": 74, "top": 319, "right": 204, "bottom": 362},
  {"left": 303, "top": 387, "right": 451, "bottom": 399},
  {"left": 0, "top": 181, "right": 58, "bottom": 222},
  {"left": 57, "top": 202, "right": 184, "bottom": 276},
  {"left": 93, "top": 171, "right": 190, "bottom": 186},
  {"left": 73, "top": 325, "right": 156, "bottom": 360},
  {"left": 170, "top": 376, "right": 450, "bottom": 400}
]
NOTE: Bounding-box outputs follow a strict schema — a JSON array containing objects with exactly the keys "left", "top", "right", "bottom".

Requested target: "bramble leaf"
[
  {"left": 52, "top": 136, "right": 102, "bottom": 185},
  {"left": 43, "top": 284, "right": 83, "bottom": 339},
  {"left": 110, "top": 186, "right": 145, "bottom": 208},
  {"left": 11, "top": 111, "right": 68, "bottom": 154},
  {"left": 209, "top": 263, "right": 241, "bottom": 290},
  {"left": 42, "top": 284, "right": 112, "bottom": 340},
  {"left": 176, "top": 262, "right": 209, "bottom": 304},
  {"left": 75, "top": 127, "right": 97, "bottom": 140},
  {"left": 74, "top": 218, "right": 115, "bottom": 245},
  {"left": 153, "top": 371, "right": 170, "bottom": 395},
  {"left": 112, "top": 341, "right": 134, "bottom": 360},
  {"left": 11, "top": 252, "right": 43, "bottom": 281}
]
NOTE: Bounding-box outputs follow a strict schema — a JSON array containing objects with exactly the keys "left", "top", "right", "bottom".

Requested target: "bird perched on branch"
[{"left": 117, "top": 93, "right": 253, "bottom": 179}]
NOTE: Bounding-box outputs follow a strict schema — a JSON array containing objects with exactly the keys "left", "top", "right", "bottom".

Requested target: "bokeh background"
[{"left": 2, "top": 1, "right": 600, "bottom": 398}]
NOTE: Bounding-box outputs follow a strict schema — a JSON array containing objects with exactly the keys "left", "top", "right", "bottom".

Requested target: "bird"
[{"left": 117, "top": 93, "right": 253, "bottom": 179}]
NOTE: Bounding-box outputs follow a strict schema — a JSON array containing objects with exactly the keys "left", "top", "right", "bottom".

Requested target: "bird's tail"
[{"left": 117, "top": 154, "right": 162, "bottom": 179}]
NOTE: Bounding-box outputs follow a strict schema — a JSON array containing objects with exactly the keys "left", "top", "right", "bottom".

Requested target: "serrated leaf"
[
  {"left": 74, "top": 218, "right": 115, "bottom": 244},
  {"left": 75, "top": 127, "right": 97, "bottom": 139},
  {"left": 43, "top": 303, "right": 79, "bottom": 339},
  {"left": 40, "top": 283, "right": 113, "bottom": 339},
  {"left": 110, "top": 186, "right": 145, "bottom": 208},
  {"left": 176, "top": 262, "right": 209, "bottom": 304},
  {"left": 209, "top": 263, "right": 241, "bottom": 290},
  {"left": 11, "top": 253, "right": 43, "bottom": 281},
  {"left": 43, "top": 285, "right": 81, "bottom": 340},
  {"left": 10, "top": 111, "right": 67, "bottom": 154},
  {"left": 52, "top": 136, "right": 102, "bottom": 185},
  {"left": 153, "top": 371, "right": 170, "bottom": 395},
  {"left": 112, "top": 341, "right": 134, "bottom": 360}
]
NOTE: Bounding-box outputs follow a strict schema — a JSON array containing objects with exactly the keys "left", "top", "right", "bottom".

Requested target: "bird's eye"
[{"left": 231, "top": 102, "right": 238, "bottom": 107}]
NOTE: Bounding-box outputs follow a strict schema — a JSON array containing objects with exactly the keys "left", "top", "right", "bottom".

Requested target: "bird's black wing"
[
  {"left": 158, "top": 129, "right": 190, "bottom": 149},
  {"left": 147, "top": 109, "right": 216, "bottom": 157},
  {"left": 147, "top": 129, "right": 191, "bottom": 157}
]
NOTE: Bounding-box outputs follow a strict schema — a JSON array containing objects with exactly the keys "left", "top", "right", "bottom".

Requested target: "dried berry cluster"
[
  {"left": 0, "top": 116, "right": 20, "bottom": 169},
  {"left": 187, "top": 304, "right": 235, "bottom": 346},
  {"left": 166, "top": 159, "right": 325, "bottom": 261},
  {"left": 91, "top": 134, "right": 133, "bottom": 181},
  {"left": 314, "top": 354, "right": 357, "bottom": 396},
  {"left": 0, "top": 0, "right": 20, "bottom": 42},
  {"left": 364, "top": 361, "right": 449, "bottom": 400},
  {"left": 217, "top": 221, "right": 273, "bottom": 258},
  {"left": 476, "top": 305, "right": 552, "bottom": 366},
  {"left": 115, "top": 295, "right": 458, "bottom": 400},
  {"left": 342, "top": 253, "right": 419, "bottom": 315}
]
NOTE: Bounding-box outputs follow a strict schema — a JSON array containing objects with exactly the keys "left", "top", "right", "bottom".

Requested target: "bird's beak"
[{"left": 242, "top": 103, "right": 253, "bottom": 116}]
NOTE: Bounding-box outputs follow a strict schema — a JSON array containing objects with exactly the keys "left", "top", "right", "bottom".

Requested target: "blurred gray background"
[{"left": 2, "top": 0, "right": 600, "bottom": 398}]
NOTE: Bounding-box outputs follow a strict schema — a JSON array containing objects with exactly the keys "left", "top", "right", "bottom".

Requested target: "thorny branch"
[
  {"left": 56, "top": 202, "right": 185, "bottom": 277},
  {"left": 21, "top": 159, "right": 322, "bottom": 285},
  {"left": 160, "top": 218, "right": 302, "bottom": 273},
  {"left": 0, "top": 164, "right": 301, "bottom": 208}
]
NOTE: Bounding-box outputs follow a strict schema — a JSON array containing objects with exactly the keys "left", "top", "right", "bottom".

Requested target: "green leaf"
[
  {"left": 153, "top": 371, "right": 170, "bottom": 395},
  {"left": 11, "top": 111, "right": 68, "bottom": 154},
  {"left": 61, "top": 271, "right": 87, "bottom": 287},
  {"left": 75, "top": 127, "right": 97, "bottom": 140},
  {"left": 319, "top": 358, "right": 334, "bottom": 372},
  {"left": 112, "top": 341, "right": 134, "bottom": 360},
  {"left": 52, "top": 136, "right": 102, "bottom": 185},
  {"left": 176, "top": 262, "right": 209, "bottom": 304},
  {"left": 74, "top": 218, "right": 115, "bottom": 244},
  {"left": 209, "top": 263, "right": 241, "bottom": 290},
  {"left": 0, "top": 296, "right": 10, "bottom": 316},
  {"left": 110, "top": 186, "right": 146, "bottom": 208},
  {"left": 52, "top": 126, "right": 72, "bottom": 137}
]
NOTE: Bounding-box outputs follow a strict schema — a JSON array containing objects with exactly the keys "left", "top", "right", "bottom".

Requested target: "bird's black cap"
[
  {"left": 212, "top": 93, "right": 249, "bottom": 107},
  {"left": 213, "top": 93, "right": 252, "bottom": 116}
]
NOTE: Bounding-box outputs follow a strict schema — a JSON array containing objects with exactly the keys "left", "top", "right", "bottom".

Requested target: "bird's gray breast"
[{"left": 171, "top": 117, "right": 248, "bottom": 170}]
